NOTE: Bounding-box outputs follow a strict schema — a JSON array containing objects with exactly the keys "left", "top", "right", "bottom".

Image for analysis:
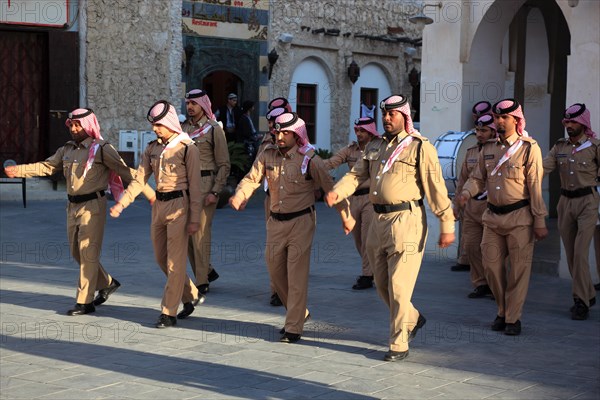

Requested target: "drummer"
[
  {"left": 452, "top": 114, "right": 495, "bottom": 298},
  {"left": 451, "top": 100, "right": 493, "bottom": 272}
]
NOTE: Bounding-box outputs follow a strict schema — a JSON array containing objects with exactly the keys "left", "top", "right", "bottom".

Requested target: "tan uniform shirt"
[
  {"left": 13, "top": 136, "right": 153, "bottom": 199},
  {"left": 181, "top": 117, "right": 231, "bottom": 193},
  {"left": 543, "top": 136, "right": 600, "bottom": 189},
  {"left": 462, "top": 134, "right": 548, "bottom": 229},
  {"left": 453, "top": 145, "right": 487, "bottom": 221},
  {"left": 332, "top": 131, "right": 455, "bottom": 234},
  {"left": 119, "top": 136, "right": 203, "bottom": 223},
  {"left": 235, "top": 144, "right": 338, "bottom": 213},
  {"left": 324, "top": 142, "right": 370, "bottom": 191}
]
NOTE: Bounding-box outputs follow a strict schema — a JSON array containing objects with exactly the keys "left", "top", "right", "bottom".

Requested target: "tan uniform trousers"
[
  {"left": 462, "top": 199, "right": 487, "bottom": 288},
  {"left": 264, "top": 194, "right": 276, "bottom": 295},
  {"left": 266, "top": 211, "right": 316, "bottom": 335},
  {"left": 557, "top": 193, "right": 599, "bottom": 306},
  {"left": 188, "top": 176, "right": 217, "bottom": 286},
  {"left": 481, "top": 209, "right": 534, "bottom": 323},
  {"left": 366, "top": 206, "right": 427, "bottom": 352},
  {"left": 595, "top": 226, "right": 600, "bottom": 283},
  {"left": 457, "top": 220, "right": 470, "bottom": 265},
  {"left": 350, "top": 193, "right": 374, "bottom": 276},
  {"left": 152, "top": 195, "right": 199, "bottom": 316},
  {"left": 68, "top": 196, "right": 113, "bottom": 304}
]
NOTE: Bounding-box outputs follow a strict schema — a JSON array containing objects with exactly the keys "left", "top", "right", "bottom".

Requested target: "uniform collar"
[
  {"left": 498, "top": 132, "right": 518, "bottom": 146},
  {"left": 569, "top": 135, "right": 588, "bottom": 146},
  {"left": 67, "top": 135, "right": 94, "bottom": 149},
  {"left": 279, "top": 144, "right": 299, "bottom": 158},
  {"left": 188, "top": 115, "right": 207, "bottom": 127},
  {"left": 383, "top": 130, "right": 408, "bottom": 144}
]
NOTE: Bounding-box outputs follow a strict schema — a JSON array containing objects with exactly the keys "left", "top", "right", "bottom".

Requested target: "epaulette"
[
  {"left": 519, "top": 136, "right": 537, "bottom": 145},
  {"left": 264, "top": 143, "right": 278, "bottom": 151},
  {"left": 556, "top": 137, "right": 568, "bottom": 144},
  {"left": 147, "top": 139, "right": 158, "bottom": 145},
  {"left": 180, "top": 138, "right": 194, "bottom": 146},
  {"left": 409, "top": 133, "right": 428, "bottom": 142},
  {"left": 299, "top": 147, "right": 316, "bottom": 158},
  {"left": 348, "top": 141, "right": 358, "bottom": 148},
  {"left": 208, "top": 119, "right": 220, "bottom": 128},
  {"left": 467, "top": 144, "right": 480, "bottom": 151}
]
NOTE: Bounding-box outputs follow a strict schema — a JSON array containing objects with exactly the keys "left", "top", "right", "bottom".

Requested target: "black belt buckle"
[
  {"left": 68, "top": 190, "right": 105, "bottom": 204},
  {"left": 155, "top": 190, "right": 184, "bottom": 201}
]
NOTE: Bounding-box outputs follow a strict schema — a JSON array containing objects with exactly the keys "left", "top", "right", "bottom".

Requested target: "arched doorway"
[
  {"left": 464, "top": 0, "right": 570, "bottom": 217},
  {"left": 202, "top": 71, "right": 242, "bottom": 113}
]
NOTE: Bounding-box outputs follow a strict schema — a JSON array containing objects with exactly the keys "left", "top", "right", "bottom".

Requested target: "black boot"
[
  {"left": 352, "top": 275, "right": 374, "bottom": 290},
  {"left": 93, "top": 278, "right": 121, "bottom": 306},
  {"left": 67, "top": 303, "right": 95, "bottom": 316}
]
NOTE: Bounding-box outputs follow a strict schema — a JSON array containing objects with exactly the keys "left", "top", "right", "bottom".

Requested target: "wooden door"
[{"left": 0, "top": 31, "right": 47, "bottom": 164}]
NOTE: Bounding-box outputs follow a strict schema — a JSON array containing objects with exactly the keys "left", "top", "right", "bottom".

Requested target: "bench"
[{"left": 0, "top": 178, "right": 26, "bottom": 208}]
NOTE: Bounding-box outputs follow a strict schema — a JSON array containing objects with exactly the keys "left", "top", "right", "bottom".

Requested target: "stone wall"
[
  {"left": 84, "top": 0, "right": 183, "bottom": 143},
  {"left": 269, "top": 0, "right": 422, "bottom": 150}
]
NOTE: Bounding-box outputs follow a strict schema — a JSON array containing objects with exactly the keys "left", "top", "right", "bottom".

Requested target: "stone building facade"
[
  {"left": 268, "top": 0, "right": 423, "bottom": 151},
  {"left": 83, "top": 0, "right": 183, "bottom": 143}
]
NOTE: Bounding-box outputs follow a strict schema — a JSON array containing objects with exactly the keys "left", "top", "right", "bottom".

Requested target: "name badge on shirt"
[{"left": 484, "top": 154, "right": 494, "bottom": 160}]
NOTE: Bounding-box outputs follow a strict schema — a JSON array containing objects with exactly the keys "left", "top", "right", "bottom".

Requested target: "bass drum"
[{"left": 434, "top": 130, "right": 477, "bottom": 197}]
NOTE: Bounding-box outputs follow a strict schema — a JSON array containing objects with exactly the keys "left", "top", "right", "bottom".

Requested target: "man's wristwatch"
[{"left": 211, "top": 191, "right": 219, "bottom": 197}]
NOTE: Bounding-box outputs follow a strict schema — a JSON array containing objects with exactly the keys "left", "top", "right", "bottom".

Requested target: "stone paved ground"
[{"left": 0, "top": 196, "right": 599, "bottom": 399}]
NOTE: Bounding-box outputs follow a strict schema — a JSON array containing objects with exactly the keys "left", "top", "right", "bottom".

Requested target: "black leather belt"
[
  {"left": 271, "top": 206, "right": 314, "bottom": 221},
  {"left": 487, "top": 199, "right": 529, "bottom": 214},
  {"left": 68, "top": 190, "right": 105, "bottom": 204},
  {"left": 201, "top": 170, "right": 214, "bottom": 177},
  {"left": 373, "top": 199, "right": 423, "bottom": 214},
  {"left": 155, "top": 190, "right": 185, "bottom": 202},
  {"left": 353, "top": 188, "right": 370, "bottom": 196},
  {"left": 560, "top": 187, "right": 595, "bottom": 198},
  {"left": 473, "top": 192, "right": 488, "bottom": 201}
]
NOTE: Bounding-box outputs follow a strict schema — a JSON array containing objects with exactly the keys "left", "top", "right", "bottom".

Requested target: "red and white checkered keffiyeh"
[
  {"left": 472, "top": 101, "right": 492, "bottom": 121},
  {"left": 493, "top": 99, "right": 527, "bottom": 136},
  {"left": 66, "top": 108, "right": 124, "bottom": 201},
  {"left": 562, "top": 103, "right": 596, "bottom": 139},
  {"left": 274, "top": 112, "right": 313, "bottom": 174},
  {"left": 475, "top": 114, "right": 496, "bottom": 132},
  {"left": 186, "top": 89, "right": 215, "bottom": 120},
  {"left": 380, "top": 95, "right": 419, "bottom": 135},
  {"left": 354, "top": 117, "right": 380, "bottom": 137},
  {"left": 266, "top": 107, "right": 286, "bottom": 122},
  {"left": 268, "top": 97, "right": 292, "bottom": 112}
]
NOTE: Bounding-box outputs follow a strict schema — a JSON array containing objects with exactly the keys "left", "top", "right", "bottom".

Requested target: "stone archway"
[{"left": 464, "top": 0, "right": 570, "bottom": 216}]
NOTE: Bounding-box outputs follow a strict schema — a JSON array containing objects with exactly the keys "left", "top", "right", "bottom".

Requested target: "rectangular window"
[
  {"left": 360, "top": 88, "right": 378, "bottom": 121},
  {"left": 296, "top": 84, "right": 317, "bottom": 143}
]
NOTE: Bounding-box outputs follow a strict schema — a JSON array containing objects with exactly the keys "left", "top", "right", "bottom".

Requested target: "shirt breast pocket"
[
  {"left": 557, "top": 156, "right": 569, "bottom": 171},
  {"left": 576, "top": 153, "right": 596, "bottom": 173},
  {"left": 506, "top": 162, "right": 523, "bottom": 181},
  {"left": 62, "top": 159, "right": 79, "bottom": 178}
]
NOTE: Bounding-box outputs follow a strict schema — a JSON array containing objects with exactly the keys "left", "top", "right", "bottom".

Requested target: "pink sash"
[{"left": 382, "top": 136, "right": 414, "bottom": 174}]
